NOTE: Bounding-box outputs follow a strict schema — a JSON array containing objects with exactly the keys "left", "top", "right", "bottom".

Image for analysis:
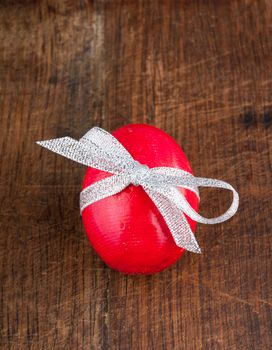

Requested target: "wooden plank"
[{"left": 0, "top": 1, "right": 271, "bottom": 349}]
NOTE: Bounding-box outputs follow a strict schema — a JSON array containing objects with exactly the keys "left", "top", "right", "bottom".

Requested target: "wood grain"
[{"left": 0, "top": 1, "right": 271, "bottom": 349}]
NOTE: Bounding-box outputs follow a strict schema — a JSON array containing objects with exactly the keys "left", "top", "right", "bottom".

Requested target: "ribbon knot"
[
  {"left": 129, "top": 161, "right": 150, "bottom": 186},
  {"left": 36, "top": 127, "right": 239, "bottom": 254}
]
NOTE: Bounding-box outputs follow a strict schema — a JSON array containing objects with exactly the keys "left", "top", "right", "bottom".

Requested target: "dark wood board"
[{"left": 0, "top": 1, "right": 271, "bottom": 349}]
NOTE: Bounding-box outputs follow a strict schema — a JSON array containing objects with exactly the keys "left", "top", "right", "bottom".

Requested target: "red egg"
[{"left": 82, "top": 124, "right": 199, "bottom": 274}]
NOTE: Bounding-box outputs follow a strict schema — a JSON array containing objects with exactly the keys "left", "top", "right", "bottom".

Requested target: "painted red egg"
[{"left": 82, "top": 124, "right": 199, "bottom": 274}]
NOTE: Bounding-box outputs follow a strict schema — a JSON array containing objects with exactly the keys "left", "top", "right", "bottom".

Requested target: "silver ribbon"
[{"left": 37, "top": 127, "right": 239, "bottom": 253}]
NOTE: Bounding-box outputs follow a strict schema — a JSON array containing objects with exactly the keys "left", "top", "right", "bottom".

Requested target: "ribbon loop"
[{"left": 37, "top": 127, "right": 239, "bottom": 253}]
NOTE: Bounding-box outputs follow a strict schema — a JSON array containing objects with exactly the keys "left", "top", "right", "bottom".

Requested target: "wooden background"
[{"left": 0, "top": 1, "right": 271, "bottom": 349}]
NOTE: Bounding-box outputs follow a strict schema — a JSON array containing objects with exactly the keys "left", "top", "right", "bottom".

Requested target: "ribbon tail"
[
  {"left": 80, "top": 127, "right": 134, "bottom": 163},
  {"left": 144, "top": 186, "right": 201, "bottom": 253},
  {"left": 80, "top": 174, "right": 131, "bottom": 213},
  {"left": 37, "top": 136, "right": 125, "bottom": 173},
  {"left": 36, "top": 137, "right": 106, "bottom": 168},
  {"left": 37, "top": 128, "right": 136, "bottom": 173}
]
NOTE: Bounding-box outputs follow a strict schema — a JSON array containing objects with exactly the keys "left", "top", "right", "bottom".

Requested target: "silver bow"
[{"left": 37, "top": 127, "right": 239, "bottom": 253}]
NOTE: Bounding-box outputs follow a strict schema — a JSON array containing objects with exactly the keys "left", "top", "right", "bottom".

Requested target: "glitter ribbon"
[{"left": 37, "top": 127, "right": 239, "bottom": 253}]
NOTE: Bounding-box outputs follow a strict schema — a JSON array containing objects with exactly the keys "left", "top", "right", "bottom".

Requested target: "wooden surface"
[{"left": 0, "top": 1, "right": 271, "bottom": 349}]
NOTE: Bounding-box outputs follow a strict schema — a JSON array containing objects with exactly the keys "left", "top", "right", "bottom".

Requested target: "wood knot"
[
  {"left": 240, "top": 111, "right": 257, "bottom": 128},
  {"left": 263, "top": 110, "right": 272, "bottom": 128}
]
